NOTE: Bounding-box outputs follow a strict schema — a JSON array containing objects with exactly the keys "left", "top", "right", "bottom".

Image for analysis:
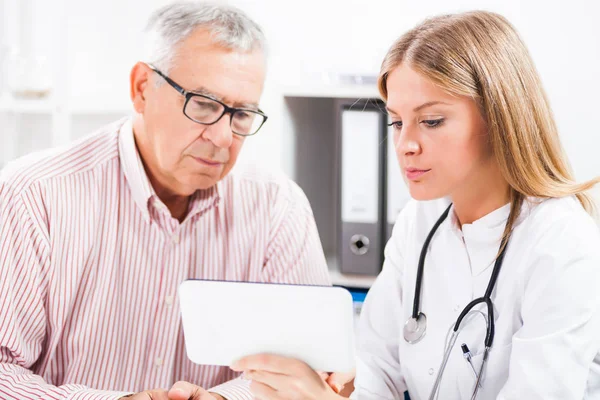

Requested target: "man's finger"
[
  {"left": 123, "top": 389, "right": 169, "bottom": 400},
  {"left": 146, "top": 390, "right": 170, "bottom": 400},
  {"left": 168, "top": 381, "right": 209, "bottom": 400}
]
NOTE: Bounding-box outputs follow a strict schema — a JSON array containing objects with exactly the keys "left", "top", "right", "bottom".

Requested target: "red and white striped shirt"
[{"left": 0, "top": 118, "right": 331, "bottom": 400}]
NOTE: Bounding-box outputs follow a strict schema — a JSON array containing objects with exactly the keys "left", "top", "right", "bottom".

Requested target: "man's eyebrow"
[{"left": 190, "top": 86, "right": 259, "bottom": 110}]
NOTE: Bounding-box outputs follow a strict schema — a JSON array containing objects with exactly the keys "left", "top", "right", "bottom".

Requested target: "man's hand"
[{"left": 118, "top": 382, "right": 224, "bottom": 400}]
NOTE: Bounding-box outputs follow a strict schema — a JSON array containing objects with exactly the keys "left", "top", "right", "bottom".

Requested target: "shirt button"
[
  {"left": 172, "top": 234, "right": 180, "bottom": 244},
  {"left": 155, "top": 357, "right": 163, "bottom": 367},
  {"left": 429, "top": 368, "right": 434, "bottom": 375},
  {"left": 165, "top": 295, "right": 174, "bottom": 306}
]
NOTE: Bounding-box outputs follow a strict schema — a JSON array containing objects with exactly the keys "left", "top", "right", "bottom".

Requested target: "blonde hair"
[{"left": 379, "top": 10, "right": 600, "bottom": 245}]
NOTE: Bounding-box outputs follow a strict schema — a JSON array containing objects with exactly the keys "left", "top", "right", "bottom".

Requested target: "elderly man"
[{"left": 0, "top": 2, "right": 332, "bottom": 399}]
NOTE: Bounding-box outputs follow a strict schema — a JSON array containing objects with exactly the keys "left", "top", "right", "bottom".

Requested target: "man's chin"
[
  {"left": 183, "top": 172, "right": 224, "bottom": 192},
  {"left": 187, "top": 179, "right": 218, "bottom": 192}
]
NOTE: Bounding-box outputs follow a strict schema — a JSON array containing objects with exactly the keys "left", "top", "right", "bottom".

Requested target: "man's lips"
[{"left": 191, "top": 156, "right": 224, "bottom": 167}]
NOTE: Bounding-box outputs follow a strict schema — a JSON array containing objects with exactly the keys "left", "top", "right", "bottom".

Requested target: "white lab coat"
[{"left": 351, "top": 196, "right": 600, "bottom": 400}]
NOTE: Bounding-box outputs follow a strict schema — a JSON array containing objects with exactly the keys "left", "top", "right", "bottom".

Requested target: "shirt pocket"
[{"left": 457, "top": 341, "right": 512, "bottom": 398}]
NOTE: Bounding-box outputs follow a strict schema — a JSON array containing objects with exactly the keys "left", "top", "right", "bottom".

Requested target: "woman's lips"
[{"left": 405, "top": 168, "right": 431, "bottom": 180}]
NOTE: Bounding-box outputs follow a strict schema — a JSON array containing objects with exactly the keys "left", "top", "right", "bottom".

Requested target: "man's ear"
[{"left": 130, "top": 62, "right": 151, "bottom": 114}]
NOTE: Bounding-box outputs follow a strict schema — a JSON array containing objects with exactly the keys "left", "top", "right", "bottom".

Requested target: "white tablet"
[{"left": 178, "top": 280, "right": 356, "bottom": 373}]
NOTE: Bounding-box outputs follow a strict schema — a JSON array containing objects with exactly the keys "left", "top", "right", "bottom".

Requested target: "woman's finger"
[
  {"left": 246, "top": 370, "right": 293, "bottom": 392},
  {"left": 232, "top": 354, "right": 307, "bottom": 376},
  {"left": 316, "top": 371, "right": 330, "bottom": 381},
  {"left": 326, "top": 370, "right": 356, "bottom": 393},
  {"left": 249, "top": 379, "right": 281, "bottom": 400}
]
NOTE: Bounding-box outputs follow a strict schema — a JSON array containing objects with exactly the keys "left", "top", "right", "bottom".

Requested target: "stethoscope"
[{"left": 402, "top": 204, "right": 510, "bottom": 400}]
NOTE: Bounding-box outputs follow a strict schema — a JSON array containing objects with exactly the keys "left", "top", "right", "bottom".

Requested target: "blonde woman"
[{"left": 230, "top": 10, "right": 600, "bottom": 400}]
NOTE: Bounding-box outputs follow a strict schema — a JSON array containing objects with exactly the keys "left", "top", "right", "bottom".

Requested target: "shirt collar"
[
  {"left": 186, "top": 183, "right": 222, "bottom": 220},
  {"left": 118, "top": 117, "right": 221, "bottom": 223},
  {"left": 119, "top": 118, "right": 155, "bottom": 222}
]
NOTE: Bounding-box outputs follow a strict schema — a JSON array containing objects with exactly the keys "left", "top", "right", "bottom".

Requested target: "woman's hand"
[
  {"left": 325, "top": 371, "right": 356, "bottom": 396},
  {"left": 231, "top": 354, "right": 346, "bottom": 400}
]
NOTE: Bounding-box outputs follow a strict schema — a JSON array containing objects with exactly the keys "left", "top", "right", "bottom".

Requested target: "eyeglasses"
[{"left": 149, "top": 65, "right": 268, "bottom": 137}]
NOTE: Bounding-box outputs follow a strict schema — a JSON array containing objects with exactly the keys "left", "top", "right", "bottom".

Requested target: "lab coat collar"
[
  {"left": 449, "top": 202, "right": 511, "bottom": 277},
  {"left": 447, "top": 201, "right": 510, "bottom": 232}
]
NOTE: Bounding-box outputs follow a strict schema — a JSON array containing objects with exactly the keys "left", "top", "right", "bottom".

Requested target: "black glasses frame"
[{"left": 149, "top": 65, "right": 268, "bottom": 137}]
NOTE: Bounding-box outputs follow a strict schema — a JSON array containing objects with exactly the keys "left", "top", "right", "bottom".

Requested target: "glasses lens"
[
  {"left": 231, "top": 110, "right": 265, "bottom": 136},
  {"left": 185, "top": 96, "right": 225, "bottom": 123}
]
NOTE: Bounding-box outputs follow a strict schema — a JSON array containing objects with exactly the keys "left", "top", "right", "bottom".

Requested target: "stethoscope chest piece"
[{"left": 403, "top": 312, "right": 427, "bottom": 344}]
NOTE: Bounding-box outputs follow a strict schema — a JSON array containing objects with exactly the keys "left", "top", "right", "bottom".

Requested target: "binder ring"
[{"left": 349, "top": 234, "right": 370, "bottom": 256}]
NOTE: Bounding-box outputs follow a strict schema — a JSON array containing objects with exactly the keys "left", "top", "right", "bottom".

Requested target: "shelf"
[
  {"left": 327, "top": 255, "right": 377, "bottom": 289},
  {"left": 282, "top": 83, "right": 381, "bottom": 99}
]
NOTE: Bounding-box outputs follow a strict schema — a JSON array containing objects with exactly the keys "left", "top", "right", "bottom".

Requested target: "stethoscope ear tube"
[
  {"left": 412, "top": 204, "right": 453, "bottom": 319},
  {"left": 485, "top": 298, "right": 495, "bottom": 348}
]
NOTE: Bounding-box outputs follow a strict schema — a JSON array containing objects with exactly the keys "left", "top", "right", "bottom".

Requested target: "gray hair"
[{"left": 143, "top": 1, "right": 266, "bottom": 73}]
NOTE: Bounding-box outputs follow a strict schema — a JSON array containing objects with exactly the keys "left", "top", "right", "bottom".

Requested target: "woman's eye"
[
  {"left": 422, "top": 118, "right": 444, "bottom": 128},
  {"left": 390, "top": 121, "right": 403, "bottom": 130}
]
